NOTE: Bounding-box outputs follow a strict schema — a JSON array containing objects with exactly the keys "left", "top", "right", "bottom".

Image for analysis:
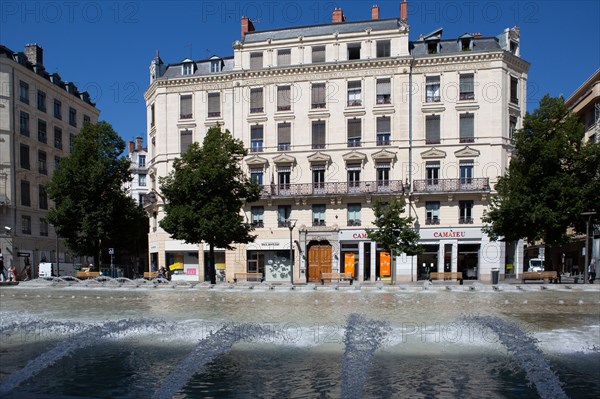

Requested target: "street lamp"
[
  {"left": 288, "top": 219, "right": 297, "bottom": 284},
  {"left": 581, "top": 211, "right": 596, "bottom": 284}
]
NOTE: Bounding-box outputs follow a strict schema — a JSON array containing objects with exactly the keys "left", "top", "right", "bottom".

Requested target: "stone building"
[{"left": 144, "top": 3, "right": 529, "bottom": 283}]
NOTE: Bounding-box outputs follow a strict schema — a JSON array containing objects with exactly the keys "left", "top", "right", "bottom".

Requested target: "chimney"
[
  {"left": 400, "top": 0, "right": 408, "bottom": 21},
  {"left": 241, "top": 16, "right": 255, "bottom": 39},
  {"left": 24, "top": 43, "right": 43, "bottom": 66},
  {"left": 372, "top": 5, "right": 380, "bottom": 20},
  {"left": 332, "top": 8, "right": 345, "bottom": 23},
  {"left": 472, "top": 33, "right": 482, "bottom": 38},
  {"left": 135, "top": 136, "right": 143, "bottom": 151},
  {"left": 128, "top": 141, "right": 135, "bottom": 154}
]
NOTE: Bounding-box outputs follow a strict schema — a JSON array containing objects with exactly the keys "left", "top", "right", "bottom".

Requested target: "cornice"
[{"left": 421, "top": 147, "right": 447, "bottom": 159}]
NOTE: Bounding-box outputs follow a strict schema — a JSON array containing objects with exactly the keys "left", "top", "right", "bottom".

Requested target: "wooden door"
[{"left": 308, "top": 243, "right": 332, "bottom": 282}]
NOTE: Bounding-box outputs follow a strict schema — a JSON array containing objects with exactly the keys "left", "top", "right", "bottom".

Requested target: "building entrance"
[{"left": 307, "top": 241, "right": 332, "bottom": 282}]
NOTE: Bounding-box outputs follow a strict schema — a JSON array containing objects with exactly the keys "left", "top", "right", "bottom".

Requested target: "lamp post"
[
  {"left": 288, "top": 219, "right": 297, "bottom": 285},
  {"left": 581, "top": 211, "right": 596, "bottom": 284}
]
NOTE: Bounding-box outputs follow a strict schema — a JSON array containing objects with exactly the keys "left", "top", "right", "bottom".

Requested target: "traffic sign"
[{"left": 108, "top": 248, "right": 115, "bottom": 255}]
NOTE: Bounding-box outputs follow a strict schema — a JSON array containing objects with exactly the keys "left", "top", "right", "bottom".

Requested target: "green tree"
[
  {"left": 366, "top": 197, "right": 422, "bottom": 283},
  {"left": 47, "top": 121, "right": 145, "bottom": 268},
  {"left": 483, "top": 95, "right": 600, "bottom": 265},
  {"left": 159, "top": 126, "right": 260, "bottom": 284}
]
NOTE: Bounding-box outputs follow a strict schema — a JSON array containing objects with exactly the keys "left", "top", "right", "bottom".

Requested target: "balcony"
[
  {"left": 412, "top": 178, "right": 490, "bottom": 194},
  {"left": 425, "top": 218, "right": 440, "bottom": 225},
  {"left": 252, "top": 221, "right": 264, "bottom": 228},
  {"left": 313, "top": 220, "right": 326, "bottom": 227},
  {"left": 250, "top": 107, "right": 264, "bottom": 114},
  {"left": 459, "top": 92, "right": 475, "bottom": 101},
  {"left": 259, "top": 180, "right": 405, "bottom": 199},
  {"left": 347, "top": 100, "right": 362, "bottom": 107},
  {"left": 347, "top": 220, "right": 362, "bottom": 227},
  {"left": 207, "top": 112, "right": 221, "bottom": 118},
  {"left": 311, "top": 103, "right": 326, "bottom": 109},
  {"left": 459, "top": 217, "right": 474, "bottom": 224}
]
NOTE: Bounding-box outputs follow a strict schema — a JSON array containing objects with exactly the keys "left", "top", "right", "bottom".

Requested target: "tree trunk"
[{"left": 209, "top": 244, "right": 216, "bottom": 284}]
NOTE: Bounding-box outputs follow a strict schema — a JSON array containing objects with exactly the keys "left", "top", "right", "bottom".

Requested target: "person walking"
[
  {"left": 589, "top": 259, "right": 597, "bottom": 284},
  {"left": 0, "top": 249, "right": 6, "bottom": 281},
  {"left": 8, "top": 264, "right": 17, "bottom": 282}
]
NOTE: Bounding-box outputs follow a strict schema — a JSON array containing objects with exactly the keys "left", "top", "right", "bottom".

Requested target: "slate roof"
[
  {"left": 162, "top": 56, "right": 235, "bottom": 79},
  {"left": 409, "top": 37, "right": 501, "bottom": 56},
  {"left": 243, "top": 18, "right": 404, "bottom": 43}
]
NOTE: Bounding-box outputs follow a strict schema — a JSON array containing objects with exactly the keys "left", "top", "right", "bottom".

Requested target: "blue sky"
[{"left": 2, "top": 0, "right": 599, "bottom": 144}]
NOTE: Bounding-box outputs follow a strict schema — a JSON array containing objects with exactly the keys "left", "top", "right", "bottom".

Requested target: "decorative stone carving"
[
  {"left": 454, "top": 146, "right": 480, "bottom": 158},
  {"left": 421, "top": 147, "right": 447, "bottom": 159},
  {"left": 273, "top": 153, "right": 296, "bottom": 165},
  {"left": 342, "top": 150, "right": 367, "bottom": 163},
  {"left": 307, "top": 151, "right": 332, "bottom": 164},
  {"left": 245, "top": 155, "right": 269, "bottom": 167},
  {"left": 372, "top": 149, "right": 396, "bottom": 161}
]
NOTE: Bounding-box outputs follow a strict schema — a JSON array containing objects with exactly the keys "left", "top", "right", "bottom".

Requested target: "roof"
[
  {"left": 162, "top": 56, "right": 235, "bottom": 79},
  {"left": 410, "top": 36, "right": 501, "bottom": 56},
  {"left": 243, "top": 18, "right": 404, "bottom": 43}
]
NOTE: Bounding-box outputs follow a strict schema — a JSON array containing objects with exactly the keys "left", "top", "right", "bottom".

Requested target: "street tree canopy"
[
  {"left": 159, "top": 126, "right": 260, "bottom": 284},
  {"left": 47, "top": 121, "right": 146, "bottom": 267},
  {"left": 483, "top": 95, "right": 600, "bottom": 250},
  {"left": 366, "top": 197, "right": 422, "bottom": 260}
]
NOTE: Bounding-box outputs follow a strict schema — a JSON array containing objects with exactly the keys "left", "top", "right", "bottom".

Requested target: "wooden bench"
[
  {"left": 234, "top": 272, "right": 264, "bottom": 283},
  {"left": 321, "top": 272, "right": 353, "bottom": 285},
  {"left": 144, "top": 272, "right": 158, "bottom": 279},
  {"left": 522, "top": 271, "right": 558, "bottom": 284},
  {"left": 430, "top": 272, "right": 463, "bottom": 281},
  {"left": 76, "top": 271, "right": 100, "bottom": 279}
]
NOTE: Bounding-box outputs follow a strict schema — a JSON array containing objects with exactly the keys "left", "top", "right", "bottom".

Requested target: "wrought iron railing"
[
  {"left": 259, "top": 180, "right": 405, "bottom": 198},
  {"left": 412, "top": 178, "right": 490, "bottom": 193}
]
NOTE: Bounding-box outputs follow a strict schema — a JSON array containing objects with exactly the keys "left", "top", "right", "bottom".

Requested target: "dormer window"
[
  {"left": 210, "top": 56, "right": 223, "bottom": 73},
  {"left": 181, "top": 59, "right": 195, "bottom": 76},
  {"left": 510, "top": 41, "right": 518, "bottom": 55},
  {"left": 427, "top": 41, "right": 439, "bottom": 54},
  {"left": 460, "top": 38, "right": 472, "bottom": 51},
  {"left": 347, "top": 43, "right": 361, "bottom": 60}
]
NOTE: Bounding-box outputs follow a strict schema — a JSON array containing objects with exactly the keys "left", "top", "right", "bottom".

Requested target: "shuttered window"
[
  {"left": 347, "top": 81, "right": 362, "bottom": 106},
  {"left": 207, "top": 92, "right": 220, "bottom": 117},
  {"left": 250, "top": 88, "right": 263, "bottom": 113},
  {"left": 426, "top": 115, "right": 440, "bottom": 144},
  {"left": 277, "top": 122, "right": 291, "bottom": 151},
  {"left": 347, "top": 119, "right": 361, "bottom": 147},
  {"left": 251, "top": 125, "right": 264, "bottom": 152},
  {"left": 250, "top": 52, "right": 263, "bottom": 69},
  {"left": 312, "top": 121, "right": 325, "bottom": 149},
  {"left": 180, "top": 95, "right": 192, "bottom": 119},
  {"left": 311, "top": 83, "right": 326, "bottom": 109},
  {"left": 459, "top": 113, "right": 475, "bottom": 143},
  {"left": 277, "top": 49, "right": 291, "bottom": 66},
  {"left": 377, "top": 116, "right": 391, "bottom": 145},
  {"left": 180, "top": 129, "right": 193, "bottom": 154},
  {"left": 312, "top": 46, "right": 325, "bottom": 63},
  {"left": 460, "top": 74, "right": 474, "bottom": 100},
  {"left": 277, "top": 85, "right": 291, "bottom": 111},
  {"left": 376, "top": 78, "right": 391, "bottom": 104}
]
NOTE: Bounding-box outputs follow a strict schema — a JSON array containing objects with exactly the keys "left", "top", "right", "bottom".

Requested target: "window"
[
  {"left": 312, "top": 164, "right": 325, "bottom": 192},
  {"left": 19, "top": 111, "right": 29, "bottom": 136},
  {"left": 152, "top": 211, "right": 157, "bottom": 232},
  {"left": 251, "top": 207, "right": 264, "bottom": 228},
  {"left": 250, "top": 169, "right": 263, "bottom": 185},
  {"left": 347, "top": 164, "right": 361, "bottom": 191},
  {"left": 38, "top": 119, "right": 47, "bottom": 143},
  {"left": 21, "top": 215, "right": 32, "bottom": 235},
  {"left": 510, "top": 76, "right": 519, "bottom": 104},
  {"left": 460, "top": 160, "right": 474, "bottom": 185},
  {"left": 210, "top": 59, "right": 222, "bottom": 73},
  {"left": 278, "top": 168, "right": 291, "bottom": 192},
  {"left": 277, "top": 49, "right": 291, "bottom": 66},
  {"left": 377, "top": 116, "right": 391, "bottom": 146},
  {"left": 250, "top": 88, "right": 264, "bottom": 113},
  {"left": 250, "top": 52, "right": 263, "bottom": 69},
  {"left": 20, "top": 144, "right": 30, "bottom": 170},
  {"left": 376, "top": 40, "right": 391, "bottom": 58},
  {"left": 426, "top": 76, "right": 441, "bottom": 102},
  {"left": 460, "top": 74, "right": 474, "bottom": 101},
  {"left": 83, "top": 115, "right": 90, "bottom": 124},
  {"left": 54, "top": 156, "right": 61, "bottom": 170},
  {"left": 427, "top": 41, "right": 439, "bottom": 54},
  {"left": 139, "top": 174, "right": 147, "bottom": 187},
  {"left": 39, "top": 185, "right": 48, "bottom": 210},
  {"left": 347, "top": 43, "right": 361, "bottom": 60},
  {"left": 509, "top": 115, "right": 518, "bottom": 143},
  {"left": 180, "top": 129, "right": 193, "bottom": 154},
  {"left": 426, "top": 201, "right": 440, "bottom": 224},
  {"left": 312, "top": 46, "right": 325, "bottom": 63},
  {"left": 250, "top": 125, "right": 264, "bottom": 152},
  {"left": 459, "top": 113, "right": 475, "bottom": 143},
  {"left": 207, "top": 92, "right": 221, "bottom": 117},
  {"left": 37, "top": 90, "right": 46, "bottom": 112},
  {"left": 182, "top": 62, "right": 194, "bottom": 75},
  {"left": 311, "top": 83, "right": 326, "bottom": 109},
  {"left": 277, "top": 85, "right": 291, "bottom": 111},
  {"left": 69, "top": 134, "right": 75, "bottom": 153},
  {"left": 312, "top": 204, "right": 326, "bottom": 226},
  {"left": 54, "top": 127, "right": 63, "bottom": 149},
  {"left": 347, "top": 118, "right": 362, "bottom": 147},
  {"left": 278, "top": 205, "right": 291, "bottom": 227},
  {"left": 277, "top": 122, "right": 291, "bottom": 151},
  {"left": 20, "top": 80, "right": 29, "bottom": 103},
  {"left": 40, "top": 218, "right": 49, "bottom": 237},
  {"left": 312, "top": 121, "right": 326, "bottom": 149},
  {"left": 138, "top": 155, "right": 146, "bottom": 167},
  {"left": 376, "top": 78, "right": 391, "bottom": 104},
  {"left": 21, "top": 180, "right": 31, "bottom": 206},
  {"left": 150, "top": 104, "right": 155, "bottom": 127},
  {"left": 69, "top": 107, "right": 77, "bottom": 127},
  {"left": 425, "top": 115, "right": 440, "bottom": 144},
  {"left": 376, "top": 163, "right": 390, "bottom": 190},
  {"left": 53, "top": 99, "right": 62, "bottom": 119},
  {"left": 38, "top": 150, "right": 47, "bottom": 175},
  {"left": 347, "top": 81, "right": 362, "bottom": 106},
  {"left": 426, "top": 161, "right": 440, "bottom": 186},
  {"left": 348, "top": 203, "right": 361, "bottom": 226},
  {"left": 180, "top": 94, "right": 192, "bottom": 119},
  {"left": 459, "top": 200, "right": 474, "bottom": 224},
  {"left": 460, "top": 38, "right": 472, "bottom": 51}
]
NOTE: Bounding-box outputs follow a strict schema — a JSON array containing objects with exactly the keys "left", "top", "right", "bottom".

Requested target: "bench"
[
  {"left": 321, "top": 272, "right": 353, "bottom": 285},
  {"left": 430, "top": 272, "right": 463, "bottom": 281},
  {"left": 234, "top": 272, "right": 264, "bottom": 283},
  {"left": 522, "top": 271, "right": 558, "bottom": 284},
  {"left": 76, "top": 271, "right": 100, "bottom": 279},
  {"left": 144, "top": 272, "right": 158, "bottom": 279}
]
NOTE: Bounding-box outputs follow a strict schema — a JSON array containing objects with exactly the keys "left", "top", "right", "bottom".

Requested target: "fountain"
[{"left": 0, "top": 278, "right": 599, "bottom": 398}]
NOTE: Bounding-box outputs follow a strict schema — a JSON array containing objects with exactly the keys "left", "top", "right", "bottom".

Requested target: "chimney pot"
[
  {"left": 372, "top": 5, "right": 380, "bottom": 20},
  {"left": 400, "top": 0, "right": 408, "bottom": 21}
]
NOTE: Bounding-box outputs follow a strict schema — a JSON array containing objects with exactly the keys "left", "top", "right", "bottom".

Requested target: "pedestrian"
[
  {"left": 589, "top": 259, "right": 596, "bottom": 284},
  {"left": 158, "top": 266, "right": 165, "bottom": 279},
  {"left": 0, "top": 249, "right": 6, "bottom": 282},
  {"left": 8, "top": 264, "right": 17, "bottom": 282}
]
